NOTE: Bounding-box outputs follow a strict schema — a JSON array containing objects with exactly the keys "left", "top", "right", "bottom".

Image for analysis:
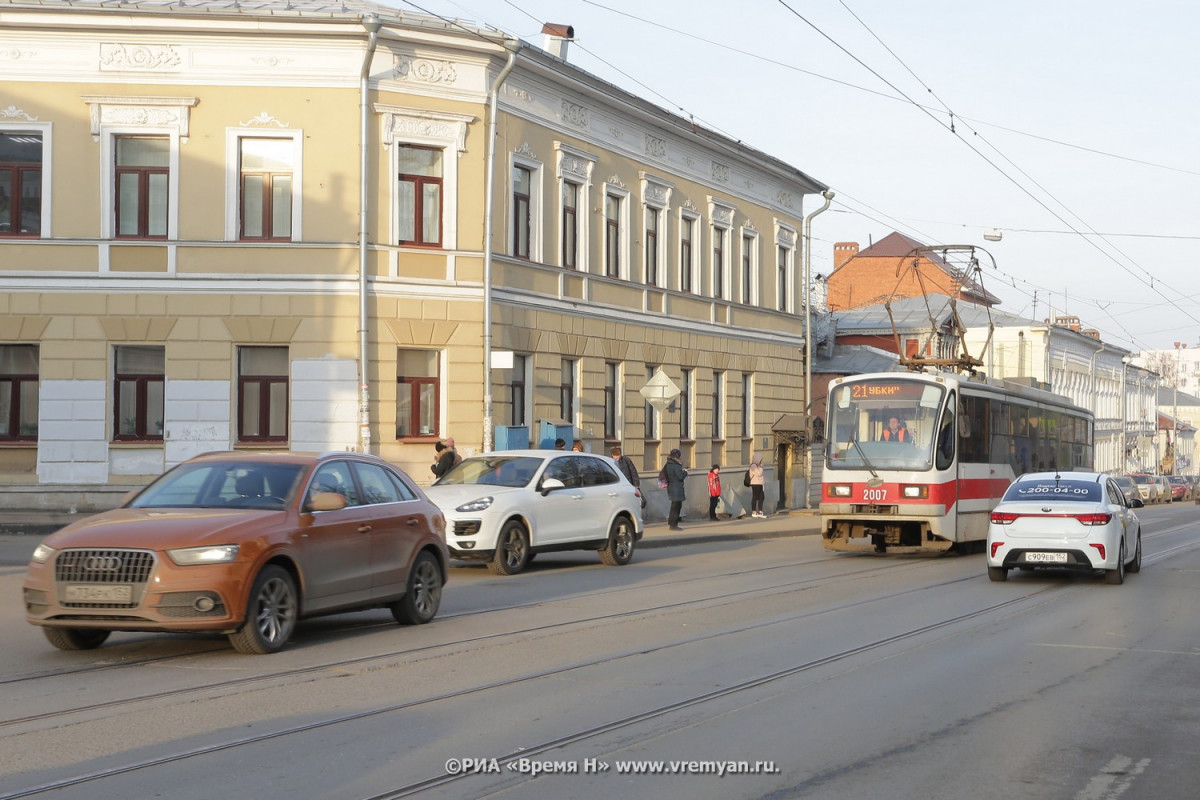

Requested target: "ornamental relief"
[
  {"left": 100, "top": 43, "right": 181, "bottom": 71},
  {"left": 0, "top": 48, "right": 35, "bottom": 60},
  {"left": 711, "top": 204, "right": 734, "bottom": 226},
  {"left": 240, "top": 111, "right": 288, "bottom": 128},
  {"left": 711, "top": 162, "right": 730, "bottom": 183},
  {"left": 644, "top": 184, "right": 669, "bottom": 206},
  {"left": 776, "top": 190, "right": 795, "bottom": 209},
  {"left": 560, "top": 155, "right": 592, "bottom": 179},
  {"left": 395, "top": 56, "right": 457, "bottom": 84},
  {"left": 506, "top": 86, "right": 534, "bottom": 103},
  {"left": 561, "top": 101, "right": 589, "bottom": 128},
  {"left": 644, "top": 135, "right": 666, "bottom": 159},
  {"left": 0, "top": 105, "right": 37, "bottom": 120},
  {"left": 777, "top": 227, "right": 796, "bottom": 247},
  {"left": 100, "top": 106, "right": 182, "bottom": 127}
]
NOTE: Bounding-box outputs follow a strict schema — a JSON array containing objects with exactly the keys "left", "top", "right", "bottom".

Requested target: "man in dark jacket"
[
  {"left": 664, "top": 448, "right": 687, "bottom": 530},
  {"left": 611, "top": 445, "right": 645, "bottom": 509},
  {"left": 431, "top": 441, "right": 456, "bottom": 479}
]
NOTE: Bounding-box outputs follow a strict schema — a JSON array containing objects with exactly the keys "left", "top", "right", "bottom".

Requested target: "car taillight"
[
  {"left": 990, "top": 541, "right": 1004, "bottom": 557},
  {"left": 1089, "top": 543, "right": 1106, "bottom": 560},
  {"left": 990, "top": 511, "right": 1019, "bottom": 524},
  {"left": 1074, "top": 513, "right": 1112, "bottom": 526}
]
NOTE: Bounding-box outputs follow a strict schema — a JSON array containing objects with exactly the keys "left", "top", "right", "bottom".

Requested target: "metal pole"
[
  {"left": 357, "top": 14, "right": 381, "bottom": 453},
  {"left": 802, "top": 190, "right": 834, "bottom": 508}
]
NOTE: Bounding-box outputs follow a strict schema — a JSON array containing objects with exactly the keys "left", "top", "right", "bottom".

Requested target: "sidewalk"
[{"left": 0, "top": 509, "right": 823, "bottom": 567}]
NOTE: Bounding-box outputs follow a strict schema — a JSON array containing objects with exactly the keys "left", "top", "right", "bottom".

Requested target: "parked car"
[
  {"left": 987, "top": 471, "right": 1143, "bottom": 584},
  {"left": 425, "top": 449, "right": 643, "bottom": 575},
  {"left": 1112, "top": 475, "right": 1139, "bottom": 505},
  {"left": 1166, "top": 475, "right": 1191, "bottom": 502},
  {"left": 24, "top": 451, "right": 448, "bottom": 654},
  {"left": 1127, "top": 474, "right": 1163, "bottom": 504},
  {"left": 1155, "top": 475, "right": 1173, "bottom": 503}
]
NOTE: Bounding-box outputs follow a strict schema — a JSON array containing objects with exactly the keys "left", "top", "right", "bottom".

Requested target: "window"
[
  {"left": 778, "top": 244, "right": 790, "bottom": 312},
  {"left": 712, "top": 370, "right": 725, "bottom": 441},
  {"left": 398, "top": 145, "right": 442, "bottom": 247},
  {"left": 561, "top": 358, "right": 576, "bottom": 424},
  {"left": 604, "top": 361, "right": 619, "bottom": 440},
  {"left": 742, "top": 233, "right": 756, "bottom": 305},
  {"left": 680, "top": 215, "right": 696, "bottom": 293},
  {"left": 562, "top": 180, "right": 579, "bottom": 269},
  {"left": 239, "top": 138, "right": 293, "bottom": 241},
  {"left": 741, "top": 373, "right": 752, "bottom": 437},
  {"left": 397, "top": 349, "right": 439, "bottom": 438},
  {"left": 114, "top": 345, "right": 164, "bottom": 441},
  {"left": 510, "top": 354, "right": 528, "bottom": 427},
  {"left": 115, "top": 136, "right": 168, "bottom": 239},
  {"left": 680, "top": 368, "right": 693, "bottom": 441},
  {"left": 238, "top": 346, "right": 288, "bottom": 443},
  {"left": 512, "top": 164, "right": 531, "bottom": 259},
  {"left": 712, "top": 227, "right": 725, "bottom": 299},
  {"left": 605, "top": 193, "right": 622, "bottom": 278},
  {"left": 0, "top": 132, "right": 42, "bottom": 236},
  {"left": 645, "top": 206, "right": 660, "bottom": 286},
  {"left": 0, "top": 345, "right": 38, "bottom": 441},
  {"left": 644, "top": 364, "right": 660, "bottom": 443}
]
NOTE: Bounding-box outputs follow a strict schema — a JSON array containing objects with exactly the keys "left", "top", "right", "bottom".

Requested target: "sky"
[{"left": 387, "top": 0, "right": 1200, "bottom": 355}]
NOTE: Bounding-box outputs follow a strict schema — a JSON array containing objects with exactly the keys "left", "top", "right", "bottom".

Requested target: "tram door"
[{"left": 934, "top": 394, "right": 960, "bottom": 542}]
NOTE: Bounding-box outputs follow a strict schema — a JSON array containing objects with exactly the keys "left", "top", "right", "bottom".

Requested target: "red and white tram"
[{"left": 820, "top": 371, "right": 1094, "bottom": 554}]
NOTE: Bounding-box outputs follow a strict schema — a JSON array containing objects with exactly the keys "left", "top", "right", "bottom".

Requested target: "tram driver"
[{"left": 880, "top": 414, "right": 912, "bottom": 444}]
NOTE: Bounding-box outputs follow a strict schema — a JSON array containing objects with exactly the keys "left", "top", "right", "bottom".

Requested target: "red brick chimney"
[{"left": 834, "top": 242, "right": 859, "bottom": 270}]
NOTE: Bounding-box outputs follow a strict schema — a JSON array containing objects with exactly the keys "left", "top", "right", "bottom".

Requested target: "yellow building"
[{"left": 0, "top": 0, "right": 828, "bottom": 514}]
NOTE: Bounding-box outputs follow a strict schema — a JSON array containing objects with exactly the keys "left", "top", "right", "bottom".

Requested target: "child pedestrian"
[{"left": 707, "top": 464, "right": 722, "bottom": 520}]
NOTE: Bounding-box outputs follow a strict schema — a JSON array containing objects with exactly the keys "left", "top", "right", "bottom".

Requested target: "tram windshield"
[{"left": 826, "top": 378, "right": 946, "bottom": 471}]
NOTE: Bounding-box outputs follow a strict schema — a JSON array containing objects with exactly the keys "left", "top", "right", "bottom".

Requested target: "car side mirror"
[
  {"left": 308, "top": 491, "right": 347, "bottom": 512},
  {"left": 540, "top": 477, "right": 566, "bottom": 496},
  {"left": 1129, "top": 497, "right": 1144, "bottom": 509}
]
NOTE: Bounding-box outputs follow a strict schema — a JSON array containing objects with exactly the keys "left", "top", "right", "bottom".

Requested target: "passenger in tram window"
[{"left": 880, "top": 414, "right": 911, "bottom": 443}]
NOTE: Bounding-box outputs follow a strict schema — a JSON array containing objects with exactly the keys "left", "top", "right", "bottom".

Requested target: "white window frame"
[
  {"left": 741, "top": 372, "right": 754, "bottom": 439},
  {"left": 374, "top": 105, "right": 472, "bottom": 258},
  {"left": 708, "top": 197, "right": 736, "bottom": 300},
  {"left": 644, "top": 364, "right": 660, "bottom": 442},
  {"left": 640, "top": 173, "right": 673, "bottom": 288},
  {"left": 510, "top": 149, "right": 543, "bottom": 262},
  {"left": 603, "top": 179, "right": 631, "bottom": 281},
  {"left": 680, "top": 367, "right": 694, "bottom": 441},
  {"left": 740, "top": 226, "right": 759, "bottom": 306},
  {"left": 561, "top": 357, "right": 580, "bottom": 428},
  {"left": 0, "top": 119, "right": 53, "bottom": 237},
  {"left": 224, "top": 128, "right": 303, "bottom": 242},
  {"left": 555, "top": 142, "right": 596, "bottom": 272},
  {"left": 712, "top": 369, "right": 726, "bottom": 441},
  {"left": 679, "top": 206, "right": 700, "bottom": 294},
  {"left": 775, "top": 221, "right": 798, "bottom": 313}
]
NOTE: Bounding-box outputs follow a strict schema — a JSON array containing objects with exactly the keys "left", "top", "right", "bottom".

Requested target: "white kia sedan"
[
  {"left": 986, "top": 471, "right": 1143, "bottom": 584},
  {"left": 425, "top": 450, "right": 643, "bottom": 575}
]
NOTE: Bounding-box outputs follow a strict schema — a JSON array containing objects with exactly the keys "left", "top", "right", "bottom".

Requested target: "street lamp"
[{"left": 802, "top": 189, "right": 834, "bottom": 509}]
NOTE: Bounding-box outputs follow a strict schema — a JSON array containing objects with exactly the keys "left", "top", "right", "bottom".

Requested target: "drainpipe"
[
  {"left": 802, "top": 190, "right": 833, "bottom": 508},
  {"left": 481, "top": 42, "right": 520, "bottom": 453},
  {"left": 357, "top": 14, "right": 382, "bottom": 453}
]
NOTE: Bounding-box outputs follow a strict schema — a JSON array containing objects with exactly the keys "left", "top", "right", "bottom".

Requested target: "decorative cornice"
[
  {"left": 81, "top": 95, "right": 199, "bottom": 141},
  {"left": 100, "top": 43, "right": 182, "bottom": 72},
  {"left": 373, "top": 104, "right": 475, "bottom": 153}
]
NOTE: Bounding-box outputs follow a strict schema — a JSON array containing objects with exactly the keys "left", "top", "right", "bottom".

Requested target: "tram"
[{"left": 820, "top": 371, "right": 1094, "bottom": 554}]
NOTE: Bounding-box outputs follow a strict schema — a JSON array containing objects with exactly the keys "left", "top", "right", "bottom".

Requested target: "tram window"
[
  {"left": 935, "top": 400, "right": 955, "bottom": 470},
  {"left": 958, "top": 396, "right": 990, "bottom": 464}
]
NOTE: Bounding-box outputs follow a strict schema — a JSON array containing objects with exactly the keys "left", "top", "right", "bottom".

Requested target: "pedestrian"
[
  {"left": 748, "top": 453, "right": 766, "bottom": 517},
  {"left": 554, "top": 438, "right": 566, "bottom": 450},
  {"left": 707, "top": 464, "right": 722, "bottom": 520},
  {"left": 663, "top": 448, "right": 688, "bottom": 530},
  {"left": 571, "top": 440, "right": 585, "bottom": 452},
  {"left": 444, "top": 436, "right": 462, "bottom": 467},
  {"left": 611, "top": 446, "right": 646, "bottom": 509},
  {"left": 431, "top": 440, "right": 455, "bottom": 479}
]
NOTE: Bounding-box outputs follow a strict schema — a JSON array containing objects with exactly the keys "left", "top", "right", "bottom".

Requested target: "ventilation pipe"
[{"left": 540, "top": 23, "right": 574, "bottom": 60}]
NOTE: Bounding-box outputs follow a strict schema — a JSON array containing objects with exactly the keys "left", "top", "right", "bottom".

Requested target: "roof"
[
  {"left": 812, "top": 344, "right": 902, "bottom": 375},
  {"left": 834, "top": 293, "right": 961, "bottom": 335},
  {"left": 844, "top": 232, "right": 1002, "bottom": 306},
  {"left": 1157, "top": 386, "right": 1200, "bottom": 407}
]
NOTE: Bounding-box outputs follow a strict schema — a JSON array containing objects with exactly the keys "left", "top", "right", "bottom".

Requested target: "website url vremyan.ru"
[{"left": 445, "top": 757, "right": 781, "bottom": 778}]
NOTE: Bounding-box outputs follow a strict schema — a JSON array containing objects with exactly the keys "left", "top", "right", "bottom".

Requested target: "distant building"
[{"left": 826, "top": 232, "right": 1001, "bottom": 312}]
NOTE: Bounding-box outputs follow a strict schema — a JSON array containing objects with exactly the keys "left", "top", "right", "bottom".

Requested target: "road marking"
[{"left": 1075, "top": 755, "right": 1149, "bottom": 800}]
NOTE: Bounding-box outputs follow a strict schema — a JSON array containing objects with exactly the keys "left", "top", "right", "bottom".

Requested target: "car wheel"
[
  {"left": 987, "top": 566, "right": 1008, "bottom": 582},
  {"left": 43, "top": 627, "right": 111, "bottom": 651},
  {"left": 229, "top": 565, "right": 298, "bottom": 654},
  {"left": 599, "top": 515, "right": 636, "bottom": 566},
  {"left": 1127, "top": 532, "right": 1142, "bottom": 574},
  {"left": 487, "top": 520, "right": 530, "bottom": 575},
  {"left": 1105, "top": 542, "right": 1126, "bottom": 585},
  {"left": 390, "top": 551, "right": 442, "bottom": 625}
]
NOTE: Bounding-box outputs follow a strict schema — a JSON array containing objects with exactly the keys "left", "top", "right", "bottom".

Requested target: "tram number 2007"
[{"left": 863, "top": 488, "right": 888, "bottom": 502}]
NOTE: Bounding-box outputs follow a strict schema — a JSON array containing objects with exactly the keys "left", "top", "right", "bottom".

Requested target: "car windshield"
[
  {"left": 1130, "top": 475, "right": 1151, "bottom": 485},
  {"left": 129, "top": 461, "right": 306, "bottom": 510},
  {"left": 434, "top": 456, "right": 542, "bottom": 488},
  {"left": 1002, "top": 478, "right": 1102, "bottom": 503}
]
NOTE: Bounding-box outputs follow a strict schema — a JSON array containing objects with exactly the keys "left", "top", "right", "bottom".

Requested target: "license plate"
[
  {"left": 64, "top": 584, "right": 133, "bottom": 603},
  {"left": 1024, "top": 552, "right": 1068, "bottom": 564}
]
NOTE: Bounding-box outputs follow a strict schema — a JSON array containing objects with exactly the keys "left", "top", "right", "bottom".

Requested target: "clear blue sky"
[{"left": 390, "top": 0, "right": 1200, "bottom": 353}]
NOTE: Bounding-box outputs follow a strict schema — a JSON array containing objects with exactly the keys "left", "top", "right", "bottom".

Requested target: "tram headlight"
[
  {"left": 828, "top": 484, "right": 851, "bottom": 498},
  {"left": 901, "top": 485, "right": 928, "bottom": 499}
]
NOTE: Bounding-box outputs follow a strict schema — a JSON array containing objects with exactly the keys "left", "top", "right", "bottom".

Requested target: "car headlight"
[
  {"left": 828, "top": 484, "right": 851, "bottom": 498},
  {"left": 30, "top": 543, "right": 57, "bottom": 564},
  {"left": 456, "top": 496, "right": 495, "bottom": 513},
  {"left": 167, "top": 545, "right": 240, "bottom": 566}
]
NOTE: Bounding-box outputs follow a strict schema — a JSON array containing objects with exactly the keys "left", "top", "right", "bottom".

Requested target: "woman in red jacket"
[{"left": 707, "top": 464, "right": 722, "bottom": 520}]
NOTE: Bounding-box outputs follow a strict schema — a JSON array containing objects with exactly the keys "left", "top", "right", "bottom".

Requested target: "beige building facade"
[{"left": 0, "top": 0, "right": 829, "bottom": 513}]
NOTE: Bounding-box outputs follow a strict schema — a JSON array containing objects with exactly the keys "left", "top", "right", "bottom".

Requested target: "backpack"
[
  {"left": 744, "top": 471, "right": 752, "bottom": 487},
  {"left": 657, "top": 465, "right": 669, "bottom": 490}
]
